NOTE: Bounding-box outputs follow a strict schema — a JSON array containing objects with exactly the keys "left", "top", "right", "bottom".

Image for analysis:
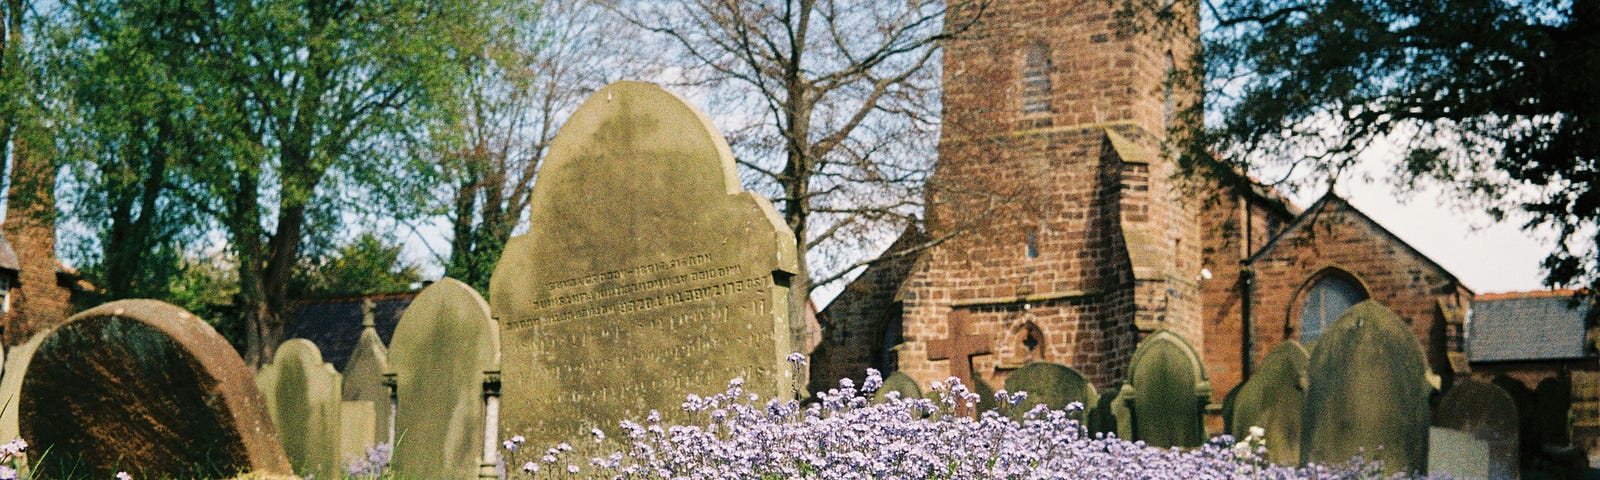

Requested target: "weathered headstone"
[
  {"left": 342, "top": 300, "right": 393, "bottom": 444},
  {"left": 1301, "top": 300, "right": 1431, "bottom": 475},
  {"left": 1433, "top": 378, "right": 1518, "bottom": 479},
  {"left": 388, "top": 278, "right": 499, "bottom": 479},
  {"left": 340, "top": 400, "right": 377, "bottom": 465},
  {"left": 257, "top": 338, "right": 345, "bottom": 479},
  {"left": 19, "top": 300, "right": 290, "bottom": 478},
  {"left": 1230, "top": 340, "right": 1309, "bottom": 464},
  {"left": 1116, "top": 330, "right": 1211, "bottom": 448},
  {"left": 489, "top": 81, "right": 799, "bottom": 449},
  {"left": 1492, "top": 374, "right": 1539, "bottom": 457},
  {"left": 1003, "top": 362, "right": 1097, "bottom": 421},
  {"left": 872, "top": 371, "right": 924, "bottom": 403},
  {"left": 0, "top": 331, "right": 46, "bottom": 443},
  {"left": 1429, "top": 426, "right": 1490, "bottom": 479}
]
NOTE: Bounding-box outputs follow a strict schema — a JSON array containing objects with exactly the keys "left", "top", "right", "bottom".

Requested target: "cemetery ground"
[{"left": 0, "top": 82, "right": 1591, "bottom": 480}]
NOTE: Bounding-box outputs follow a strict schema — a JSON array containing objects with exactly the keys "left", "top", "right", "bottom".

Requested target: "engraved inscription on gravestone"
[{"left": 490, "top": 81, "right": 798, "bottom": 450}]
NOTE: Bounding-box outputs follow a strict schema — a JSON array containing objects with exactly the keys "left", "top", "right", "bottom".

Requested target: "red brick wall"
[
  {"left": 1198, "top": 190, "right": 1296, "bottom": 402},
  {"left": 895, "top": 0, "right": 1200, "bottom": 392},
  {"left": 2, "top": 130, "right": 72, "bottom": 346},
  {"left": 1246, "top": 196, "right": 1472, "bottom": 379}
]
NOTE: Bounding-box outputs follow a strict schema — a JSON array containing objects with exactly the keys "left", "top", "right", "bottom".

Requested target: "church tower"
[{"left": 894, "top": 0, "right": 1202, "bottom": 391}]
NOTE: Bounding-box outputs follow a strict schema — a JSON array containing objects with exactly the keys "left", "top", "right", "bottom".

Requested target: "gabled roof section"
[
  {"left": 285, "top": 291, "right": 418, "bottom": 371},
  {"left": 1469, "top": 290, "right": 1594, "bottom": 362},
  {"left": 0, "top": 231, "right": 18, "bottom": 272},
  {"left": 1248, "top": 192, "right": 1472, "bottom": 295}
]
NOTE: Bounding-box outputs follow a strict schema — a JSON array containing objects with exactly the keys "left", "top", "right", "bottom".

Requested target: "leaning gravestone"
[
  {"left": 257, "top": 338, "right": 344, "bottom": 479},
  {"left": 1433, "top": 378, "right": 1518, "bottom": 479},
  {"left": 1301, "top": 300, "right": 1431, "bottom": 475},
  {"left": 490, "top": 81, "right": 799, "bottom": 450},
  {"left": 1003, "top": 362, "right": 1097, "bottom": 421},
  {"left": 342, "top": 300, "right": 393, "bottom": 445},
  {"left": 388, "top": 278, "right": 499, "bottom": 480},
  {"left": 1116, "top": 330, "right": 1211, "bottom": 448},
  {"left": 1230, "top": 340, "right": 1309, "bottom": 464},
  {"left": 19, "top": 300, "right": 291, "bottom": 478}
]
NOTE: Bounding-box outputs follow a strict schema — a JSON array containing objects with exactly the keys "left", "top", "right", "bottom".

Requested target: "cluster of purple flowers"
[
  {"left": 503, "top": 367, "right": 1406, "bottom": 479},
  {"left": 344, "top": 442, "right": 393, "bottom": 479}
]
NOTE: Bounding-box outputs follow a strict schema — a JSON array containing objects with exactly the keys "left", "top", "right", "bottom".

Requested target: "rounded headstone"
[
  {"left": 1119, "top": 330, "right": 1211, "bottom": 448},
  {"left": 1230, "top": 340, "right": 1309, "bottom": 464},
  {"left": 1301, "top": 300, "right": 1430, "bottom": 475},
  {"left": 389, "top": 278, "right": 499, "bottom": 479},
  {"left": 257, "top": 338, "right": 344, "bottom": 479},
  {"left": 872, "top": 371, "right": 924, "bottom": 403},
  {"left": 20, "top": 300, "right": 291, "bottom": 478},
  {"left": 1003, "top": 362, "right": 1097, "bottom": 421},
  {"left": 1434, "top": 378, "right": 1519, "bottom": 479}
]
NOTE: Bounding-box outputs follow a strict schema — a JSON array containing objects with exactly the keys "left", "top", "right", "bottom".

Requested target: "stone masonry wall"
[{"left": 897, "top": 0, "right": 1200, "bottom": 392}]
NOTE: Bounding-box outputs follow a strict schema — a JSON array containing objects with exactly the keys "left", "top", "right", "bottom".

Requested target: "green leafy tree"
[
  {"left": 47, "top": 0, "right": 207, "bottom": 301},
  {"left": 1122, "top": 0, "right": 1600, "bottom": 295},
  {"left": 291, "top": 233, "right": 422, "bottom": 299}
]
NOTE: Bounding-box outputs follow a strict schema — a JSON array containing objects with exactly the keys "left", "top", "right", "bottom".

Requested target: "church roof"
[
  {"left": 0, "top": 231, "right": 18, "bottom": 272},
  {"left": 284, "top": 291, "right": 416, "bottom": 371},
  {"left": 1469, "top": 290, "right": 1594, "bottom": 362},
  {"left": 1248, "top": 192, "right": 1472, "bottom": 295}
]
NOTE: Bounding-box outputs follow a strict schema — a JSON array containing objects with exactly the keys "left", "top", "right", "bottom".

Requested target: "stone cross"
[{"left": 927, "top": 309, "right": 991, "bottom": 389}]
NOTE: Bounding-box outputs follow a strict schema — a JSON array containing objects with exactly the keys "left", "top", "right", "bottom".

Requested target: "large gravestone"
[
  {"left": 1003, "top": 362, "right": 1097, "bottom": 421},
  {"left": 1301, "top": 300, "right": 1431, "bottom": 475},
  {"left": 257, "top": 338, "right": 345, "bottom": 479},
  {"left": 1433, "top": 378, "right": 1518, "bottom": 479},
  {"left": 1230, "top": 340, "right": 1309, "bottom": 464},
  {"left": 342, "top": 300, "right": 393, "bottom": 445},
  {"left": 19, "top": 300, "right": 291, "bottom": 478},
  {"left": 389, "top": 278, "right": 499, "bottom": 479},
  {"left": 1116, "top": 330, "right": 1211, "bottom": 448},
  {"left": 490, "top": 81, "right": 799, "bottom": 449}
]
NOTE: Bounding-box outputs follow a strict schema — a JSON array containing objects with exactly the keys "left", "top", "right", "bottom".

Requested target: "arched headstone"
[
  {"left": 489, "top": 81, "right": 798, "bottom": 450},
  {"left": 1003, "top": 362, "right": 1097, "bottom": 421},
  {"left": 1301, "top": 300, "right": 1430, "bottom": 475},
  {"left": 389, "top": 278, "right": 499, "bottom": 479},
  {"left": 20, "top": 300, "right": 290, "bottom": 478},
  {"left": 1117, "top": 330, "right": 1211, "bottom": 448},
  {"left": 872, "top": 371, "right": 923, "bottom": 403},
  {"left": 1230, "top": 340, "right": 1309, "bottom": 464},
  {"left": 1433, "top": 378, "right": 1519, "bottom": 479},
  {"left": 342, "top": 300, "right": 392, "bottom": 445},
  {"left": 257, "top": 338, "right": 344, "bottom": 479}
]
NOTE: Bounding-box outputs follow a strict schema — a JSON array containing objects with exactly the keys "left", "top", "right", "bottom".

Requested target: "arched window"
[
  {"left": 1298, "top": 271, "right": 1368, "bottom": 342},
  {"left": 1021, "top": 43, "right": 1051, "bottom": 114},
  {"left": 1014, "top": 321, "right": 1046, "bottom": 363}
]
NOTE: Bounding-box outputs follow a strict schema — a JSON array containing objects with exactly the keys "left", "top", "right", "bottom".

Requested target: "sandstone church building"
[{"left": 810, "top": 0, "right": 1485, "bottom": 425}]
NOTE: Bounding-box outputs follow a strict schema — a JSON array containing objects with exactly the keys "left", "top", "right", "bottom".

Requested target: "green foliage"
[
  {"left": 292, "top": 233, "right": 422, "bottom": 299},
  {"left": 1126, "top": 0, "right": 1600, "bottom": 296}
]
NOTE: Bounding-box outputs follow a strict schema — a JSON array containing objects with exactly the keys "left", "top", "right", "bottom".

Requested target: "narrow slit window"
[
  {"left": 1025, "top": 228, "right": 1040, "bottom": 259},
  {"left": 1021, "top": 43, "right": 1052, "bottom": 114}
]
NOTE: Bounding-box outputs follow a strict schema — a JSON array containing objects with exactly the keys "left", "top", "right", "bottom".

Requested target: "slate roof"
[
  {"left": 0, "top": 231, "right": 18, "bottom": 272},
  {"left": 284, "top": 292, "right": 417, "bottom": 371},
  {"left": 1469, "top": 290, "right": 1594, "bottom": 362}
]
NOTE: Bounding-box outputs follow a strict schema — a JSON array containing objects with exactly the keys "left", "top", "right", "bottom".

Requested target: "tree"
[
  {"left": 47, "top": 0, "right": 207, "bottom": 301},
  {"left": 291, "top": 232, "right": 422, "bottom": 299},
  {"left": 1124, "top": 0, "right": 1600, "bottom": 295},
  {"left": 127, "top": 0, "right": 506, "bottom": 365},
  {"left": 439, "top": 0, "right": 645, "bottom": 292},
  {"left": 603, "top": 0, "right": 993, "bottom": 303}
]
